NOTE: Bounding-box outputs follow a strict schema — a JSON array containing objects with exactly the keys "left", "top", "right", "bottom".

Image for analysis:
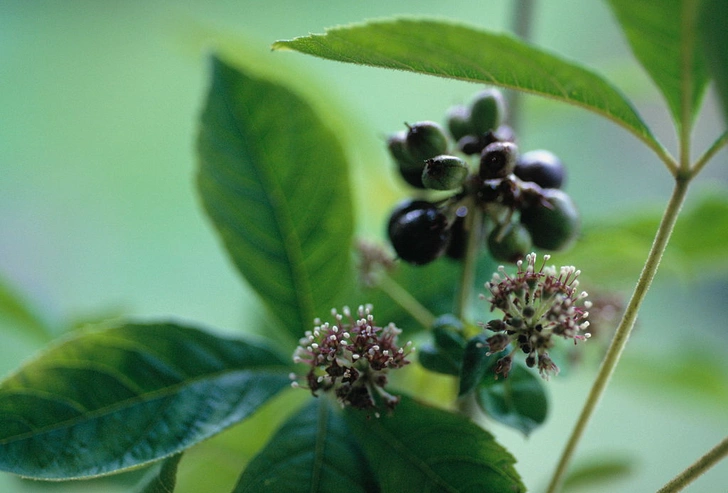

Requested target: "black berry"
[
  {"left": 479, "top": 141, "right": 518, "bottom": 180},
  {"left": 514, "top": 150, "right": 566, "bottom": 189},
  {"left": 388, "top": 200, "right": 451, "bottom": 265}
]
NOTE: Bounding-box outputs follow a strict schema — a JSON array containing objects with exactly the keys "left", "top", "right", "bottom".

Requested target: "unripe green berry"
[
  {"left": 405, "top": 121, "right": 449, "bottom": 163},
  {"left": 520, "top": 189, "right": 580, "bottom": 251},
  {"left": 488, "top": 222, "right": 532, "bottom": 263},
  {"left": 469, "top": 89, "right": 506, "bottom": 135},
  {"left": 422, "top": 155, "right": 469, "bottom": 190},
  {"left": 387, "top": 131, "right": 426, "bottom": 188},
  {"left": 387, "top": 131, "right": 417, "bottom": 170},
  {"left": 446, "top": 105, "right": 474, "bottom": 141},
  {"left": 479, "top": 141, "right": 518, "bottom": 179}
]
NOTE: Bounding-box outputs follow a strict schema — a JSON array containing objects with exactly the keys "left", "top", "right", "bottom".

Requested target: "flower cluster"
[
  {"left": 481, "top": 253, "right": 591, "bottom": 379},
  {"left": 292, "top": 305, "right": 413, "bottom": 411}
]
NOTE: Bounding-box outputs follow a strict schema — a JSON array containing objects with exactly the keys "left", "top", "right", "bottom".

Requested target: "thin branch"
[
  {"left": 376, "top": 273, "right": 437, "bottom": 329},
  {"left": 508, "top": 0, "right": 536, "bottom": 132},
  {"left": 691, "top": 130, "right": 728, "bottom": 176},
  {"left": 546, "top": 177, "right": 692, "bottom": 493},
  {"left": 656, "top": 435, "right": 728, "bottom": 493},
  {"left": 455, "top": 203, "right": 484, "bottom": 320}
]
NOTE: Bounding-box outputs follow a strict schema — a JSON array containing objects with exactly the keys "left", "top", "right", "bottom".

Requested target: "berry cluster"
[
  {"left": 481, "top": 253, "right": 591, "bottom": 379},
  {"left": 386, "top": 89, "right": 580, "bottom": 265},
  {"left": 291, "top": 305, "right": 413, "bottom": 411}
]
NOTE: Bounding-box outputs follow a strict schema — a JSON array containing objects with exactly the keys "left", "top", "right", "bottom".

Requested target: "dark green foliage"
[
  {"left": 197, "top": 56, "right": 355, "bottom": 343},
  {"left": 0, "top": 323, "right": 291, "bottom": 479}
]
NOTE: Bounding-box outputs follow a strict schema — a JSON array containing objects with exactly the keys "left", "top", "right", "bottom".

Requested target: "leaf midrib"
[{"left": 218, "top": 70, "right": 316, "bottom": 332}]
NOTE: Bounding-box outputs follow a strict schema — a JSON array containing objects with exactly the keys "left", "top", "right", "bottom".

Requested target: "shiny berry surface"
[
  {"left": 387, "top": 200, "right": 450, "bottom": 265},
  {"left": 514, "top": 150, "right": 566, "bottom": 189}
]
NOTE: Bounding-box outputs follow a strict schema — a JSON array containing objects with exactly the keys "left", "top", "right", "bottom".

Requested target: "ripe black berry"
[
  {"left": 479, "top": 141, "right": 518, "bottom": 180},
  {"left": 387, "top": 200, "right": 451, "bottom": 265},
  {"left": 514, "top": 150, "right": 566, "bottom": 189}
]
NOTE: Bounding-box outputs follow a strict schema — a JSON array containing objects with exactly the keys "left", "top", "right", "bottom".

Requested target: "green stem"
[
  {"left": 656, "top": 435, "right": 728, "bottom": 493},
  {"left": 376, "top": 273, "right": 437, "bottom": 329},
  {"left": 508, "top": 0, "right": 536, "bottom": 132},
  {"left": 691, "top": 130, "right": 728, "bottom": 176},
  {"left": 455, "top": 204, "right": 484, "bottom": 320},
  {"left": 545, "top": 176, "right": 691, "bottom": 493}
]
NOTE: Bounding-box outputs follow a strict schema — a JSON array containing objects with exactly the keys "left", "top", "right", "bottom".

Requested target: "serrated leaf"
[
  {"left": 477, "top": 364, "right": 548, "bottom": 437},
  {"left": 699, "top": 0, "right": 728, "bottom": 126},
  {"left": 607, "top": 0, "right": 710, "bottom": 127},
  {"left": 274, "top": 18, "right": 662, "bottom": 154},
  {"left": 137, "top": 454, "right": 183, "bottom": 493},
  {"left": 345, "top": 395, "right": 524, "bottom": 493},
  {"left": 0, "top": 322, "right": 291, "bottom": 479},
  {"left": 234, "top": 398, "right": 377, "bottom": 493},
  {"left": 197, "top": 56, "right": 354, "bottom": 344},
  {"left": 458, "top": 333, "right": 497, "bottom": 396}
]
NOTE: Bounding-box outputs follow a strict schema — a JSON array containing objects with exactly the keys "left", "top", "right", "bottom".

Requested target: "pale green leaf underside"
[
  {"left": 273, "top": 18, "right": 661, "bottom": 153},
  {"left": 234, "top": 398, "right": 376, "bottom": 493},
  {"left": 345, "top": 395, "right": 525, "bottom": 492},
  {"left": 606, "top": 0, "right": 709, "bottom": 127},
  {"left": 0, "top": 323, "right": 291, "bottom": 479},
  {"left": 197, "top": 56, "right": 354, "bottom": 344}
]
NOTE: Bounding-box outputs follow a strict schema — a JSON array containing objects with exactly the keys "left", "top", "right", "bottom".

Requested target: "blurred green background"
[{"left": 1, "top": 1, "right": 727, "bottom": 492}]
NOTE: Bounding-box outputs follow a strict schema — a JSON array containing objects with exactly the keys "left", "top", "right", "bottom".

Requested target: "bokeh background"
[{"left": 2, "top": 1, "right": 727, "bottom": 492}]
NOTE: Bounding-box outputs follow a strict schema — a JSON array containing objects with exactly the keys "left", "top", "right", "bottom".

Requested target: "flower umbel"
[
  {"left": 481, "top": 253, "right": 591, "bottom": 379},
  {"left": 292, "top": 305, "right": 413, "bottom": 411}
]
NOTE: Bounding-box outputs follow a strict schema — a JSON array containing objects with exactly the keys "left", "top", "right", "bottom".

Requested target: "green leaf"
[
  {"left": 137, "top": 454, "right": 183, "bottom": 493},
  {"left": 345, "top": 395, "right": 525, "bottom": 493},
  {"left": 273, "top": 18, "right": 662, "bottom": 154},
  {"left": 458, "top": 333, "right": 497, "bottom": 396},
  {"left": 0, "top": 322, "right": 291, "bottom": 479},
  {"left": 700, "top": 0, "right": 728, "bottom": 126},
  {"left": 353, "top": 259, "right": 459, "bottom": 334},
  {"left": 477, "top": 364, "right": 548, "bottom": 437},
  {"left": 417, "top": 316, "right": 467, "bottom": 377},
  {"left": 562, "top": 455, "right": 635, "bottom": 492},
  {"left": 607, "top": 0, "right": 710, "bottom": 128},
  {"left": 197, "top": 56, "right": 354, "bottom": 344},
  {"left": 0, "top": 274, "right": 53, "bottom": 341},
  {"left": 234, "top": 398, "right": 377, "bottom": 493}
]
